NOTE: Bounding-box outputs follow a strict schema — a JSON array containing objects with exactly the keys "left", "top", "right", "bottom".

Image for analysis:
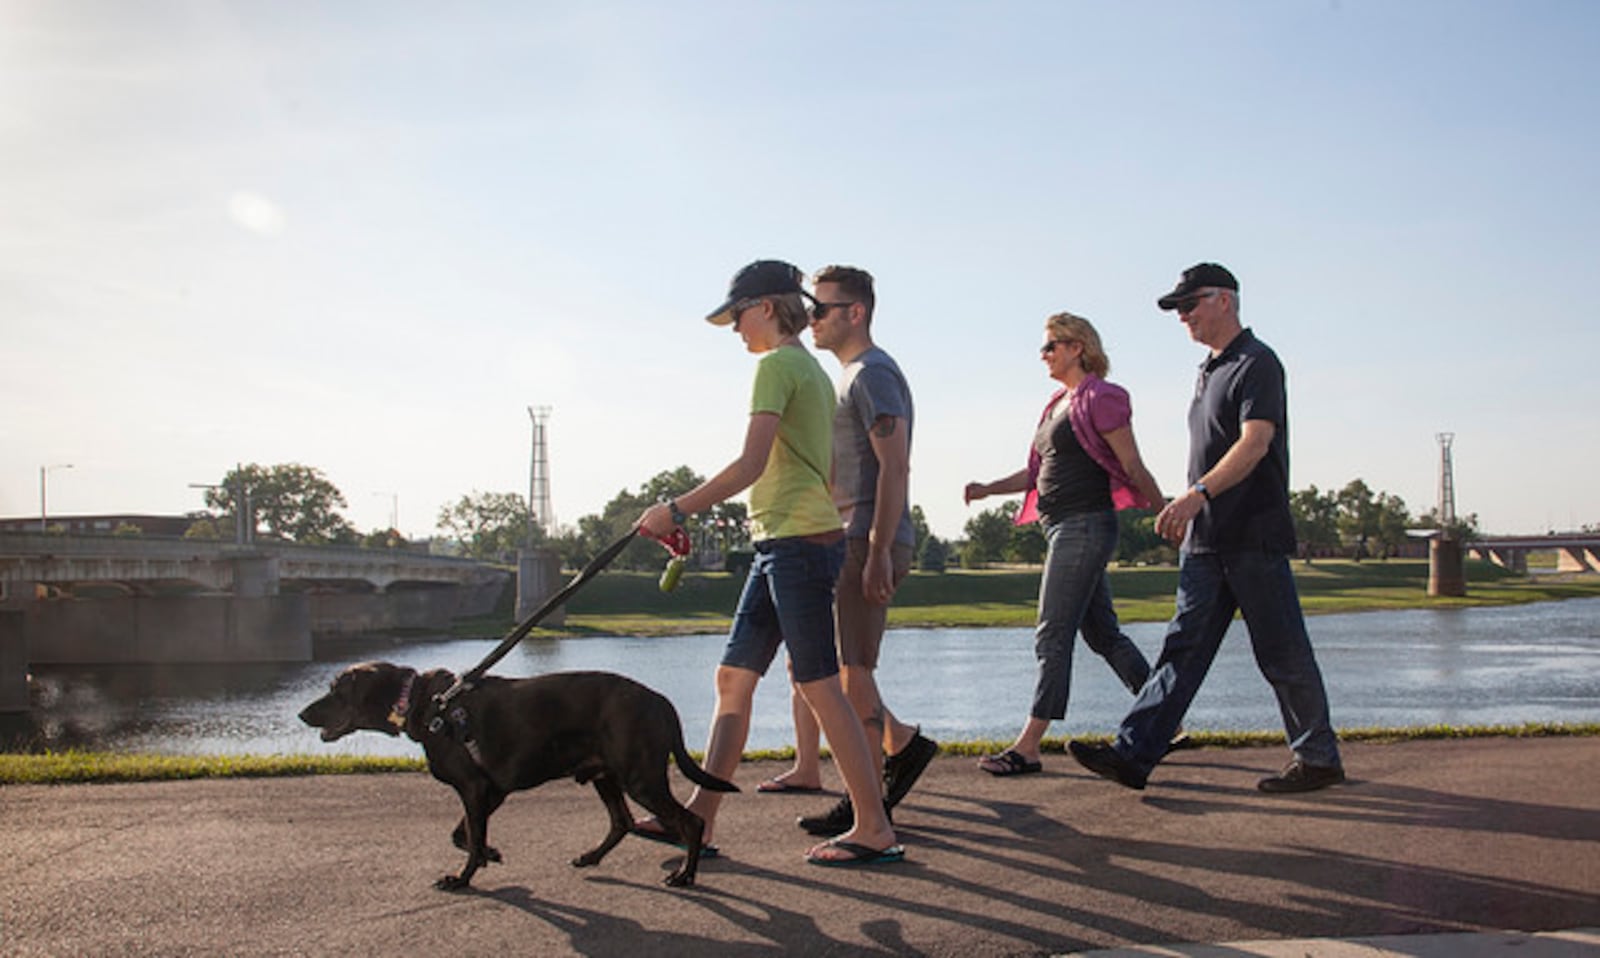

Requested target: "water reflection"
[{"left": 7, "top": 598, "right": 1599, "bottom": 756}]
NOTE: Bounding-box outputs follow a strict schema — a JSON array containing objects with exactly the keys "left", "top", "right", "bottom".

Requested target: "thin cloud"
[{"left": 227, "top": 191, "right": 286, "bottom": 236}]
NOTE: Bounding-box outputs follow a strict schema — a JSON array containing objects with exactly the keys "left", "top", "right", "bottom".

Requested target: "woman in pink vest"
[{"left": 963, "top": 311, "right": 1174, "bottom": 776}]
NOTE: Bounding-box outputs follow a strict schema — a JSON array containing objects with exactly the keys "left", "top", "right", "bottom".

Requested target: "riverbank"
[{"left": 454, "top": 559, "right": 1600, "bottom": 638}]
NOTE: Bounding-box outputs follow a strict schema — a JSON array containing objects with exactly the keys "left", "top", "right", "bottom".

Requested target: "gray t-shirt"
[{"left": 833, "top": 346, "right": 915, "bottom": 546}]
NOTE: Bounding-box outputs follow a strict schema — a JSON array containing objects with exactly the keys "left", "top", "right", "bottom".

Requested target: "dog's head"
[{"left": 299, "top": 661, "right": 424, "bottom": 742}]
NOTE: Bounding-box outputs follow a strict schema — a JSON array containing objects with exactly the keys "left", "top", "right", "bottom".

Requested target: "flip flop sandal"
[
  {"left": 630, "top": 822, "right": 720, "bottom": 858},
  {"left": 978, "top": 749, "right": 1043, "bottom": 776},
  {"left": 756, "top": 778, "right": 824, "bottom": 794},
  {"left": 805, "top": 839, "right": 906, "bottom": 867}
]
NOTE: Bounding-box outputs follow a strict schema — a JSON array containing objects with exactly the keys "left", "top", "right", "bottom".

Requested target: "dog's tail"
[{"left": 673, "top": 736, "right": 739, "bottom": 793}]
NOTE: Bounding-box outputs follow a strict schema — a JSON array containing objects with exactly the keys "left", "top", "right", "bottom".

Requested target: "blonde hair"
[
  {"left": 1046, "top": 311, "right": 1110, "bottom": 378},
  {"left": 771, "top": 292, "right": 811, "bottom": 336}
]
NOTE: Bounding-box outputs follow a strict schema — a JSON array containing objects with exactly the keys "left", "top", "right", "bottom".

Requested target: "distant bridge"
[
  {"left": 1467, "top": 533, "right": 1600, "bottom": 574},
  {"left": 0, "top": 531, "right": 496, "bottom": 596},
  {"left": 1, "top": 533, "right": 520, "bottom": 709}
]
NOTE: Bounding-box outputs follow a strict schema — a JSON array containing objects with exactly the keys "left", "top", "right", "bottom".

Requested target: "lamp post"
[
  {"left": 371, "top": 491, "right": 398, "bottom": 532},
  {"left": 39, "top": 463, "right": 74, "bottom": 533}
]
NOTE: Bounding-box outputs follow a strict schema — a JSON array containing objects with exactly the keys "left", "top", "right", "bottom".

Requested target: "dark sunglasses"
[
  {"left": 809, "top": 301, "right": 855, "bottom": 321},
  {"left": 1175, "top": 290, "right": 1218, "bottom": 314},
  {"left": 1040, "top": 339, "right": 1073, "bottom": 357}
]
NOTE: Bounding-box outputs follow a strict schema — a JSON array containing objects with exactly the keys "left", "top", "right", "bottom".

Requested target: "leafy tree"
[
  {"left": 1415, "top": 507, "right": 1480, "bottom": 541},
  {"left": 204, "top": 463, "right": 355, "bottom": 545},
  {"left": 437, "top": 490, "right": 536, "bottom": 561},
  {"left": 569, "top": 467, "right": 748, "bottom": 571},
  {"left": 1336, "top": 479, "right": 1379, "bottom": 560},
  {"left": 1006, "top": 521, "right": 1047, "bottom": 564},
  {"left": 1290, "top": 485, "right": 1341, "bottom": 562},
  {"left": 1373, "top": 492, "right": 1411, "bottom": 558},
  {"left": 962, "top": 501, "right": 1017, "bottom": 567},
  {"left": 183, "top": 518, "right": 223, "bottom": 540},
  {"left": 909, "top": 505, "right": 932, "bottom": 563},
  {"left": 360, "top": 527, "right": 411, "bottom": 550},
  {"left": 1115, "top": 507, "right": 1170, "bottom": 565}
]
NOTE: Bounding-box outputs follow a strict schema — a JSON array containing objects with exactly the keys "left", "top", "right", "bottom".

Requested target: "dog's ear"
[{"left": 339, "top": 662, "right": 404, "bottom": 711}]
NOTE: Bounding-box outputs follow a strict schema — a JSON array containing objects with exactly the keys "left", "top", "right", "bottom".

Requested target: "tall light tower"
[
  {"left": 1428, "top": 432, "right": 1466, "bottom": 596},
  {"left": 527, "top": 405, "right": 553, "bottom": 544},
  {"left": 1436, "top": 432, "right": 1457, "bottom": 533}
]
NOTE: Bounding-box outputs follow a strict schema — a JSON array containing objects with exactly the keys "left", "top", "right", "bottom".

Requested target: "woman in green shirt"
[{"left": 636, "top": 260, "right": 903, "bottom": 867}]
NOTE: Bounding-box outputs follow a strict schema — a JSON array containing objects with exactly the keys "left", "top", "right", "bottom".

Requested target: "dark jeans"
[
  {"left": 721, "top": 536, "right": 847, "bottom": 684},
  {"left": 1030, "top": 511, "right": 1152, "bottom": 722},
  {"left": 1114, "top": 548, "right": 1342, "bottom": 773}
]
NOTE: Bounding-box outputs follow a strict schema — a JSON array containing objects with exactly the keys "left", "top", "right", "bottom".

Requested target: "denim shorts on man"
[{"left": 721, "top": 536, "right": 847, "bottom": 683}]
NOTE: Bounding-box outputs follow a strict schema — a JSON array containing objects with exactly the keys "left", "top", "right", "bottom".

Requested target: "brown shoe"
[{"left": 1257, "top": 759, "right": 1345, "bottom": 793}]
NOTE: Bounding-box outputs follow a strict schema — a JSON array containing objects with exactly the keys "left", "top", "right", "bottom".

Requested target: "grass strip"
[{"left": 4, "top": 722, "right": 1594, "bottom": 786}]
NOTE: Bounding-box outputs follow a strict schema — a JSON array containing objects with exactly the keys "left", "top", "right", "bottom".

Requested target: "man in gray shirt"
[{"left": 786, "top": 265, "right": 938, "bottom": 836}]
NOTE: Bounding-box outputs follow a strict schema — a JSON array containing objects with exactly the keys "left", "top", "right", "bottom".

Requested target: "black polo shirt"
[{"left": 1187, "top": 328, "right": 1298, "bottom": 554}]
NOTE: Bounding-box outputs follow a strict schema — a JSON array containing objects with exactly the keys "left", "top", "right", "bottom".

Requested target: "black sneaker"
[
  {"left": 1257, "top": 760, "right": 1345, "bottom": 793},
  {"left": 797, "top": 796, "right": 893, "bottom": 837},
  {"left": 883, "top": 732, "right": 939, "bottom": 808},
  {"left": 1067, "top": 740, "right": 1148, "bottom": 790}
]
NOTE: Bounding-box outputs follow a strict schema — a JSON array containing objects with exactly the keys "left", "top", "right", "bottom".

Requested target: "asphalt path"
[{"left": 3, "top": 736, "right": 1597, "bottom": 957}]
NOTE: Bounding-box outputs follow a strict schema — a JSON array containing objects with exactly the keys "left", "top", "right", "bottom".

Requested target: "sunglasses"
[
  {"left": 810, "top": 301, "right": 855, "bottom": 321},
  {"left": 1175, "top": 290, "right": 1218, "bottom": 314},
  {"left": 1040, "top": 339, "right": 1074, "bottom": 357}
]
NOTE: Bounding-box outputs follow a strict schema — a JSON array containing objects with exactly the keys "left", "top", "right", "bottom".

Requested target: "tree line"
[
  {"left": 959, "top": 478, "right": 1481, "bottom": 568},
  {"left": 179, "top": 462, "right": 1477, "bottom": 571}
]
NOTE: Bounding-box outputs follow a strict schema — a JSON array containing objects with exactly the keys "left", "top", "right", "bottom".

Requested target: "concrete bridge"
[
  {"left": 0, "top": 533, "right": 536, "bottom": 712},
  {"left": 1468, "top": 533, "right": 1600, "bottom": 575}
]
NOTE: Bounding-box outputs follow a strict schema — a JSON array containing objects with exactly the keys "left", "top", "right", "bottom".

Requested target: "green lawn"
[{"left": 455, "top": 558, "right": 1600, "bottom": 638}]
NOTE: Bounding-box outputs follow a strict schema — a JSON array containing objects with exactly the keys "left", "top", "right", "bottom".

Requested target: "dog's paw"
[
  {"left": 434, "top": 873, "right": 473, "bottom": 892},
  {"left": 664, "top": 870, "right": 696, "bottom": 888},
  {"left": 571, "top": 851, "right": 603, "bottom": 869}
]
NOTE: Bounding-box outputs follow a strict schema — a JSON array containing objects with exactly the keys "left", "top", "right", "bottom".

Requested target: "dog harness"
[{"left": 422, "top": 680, "right": 487, "bottom": 768}]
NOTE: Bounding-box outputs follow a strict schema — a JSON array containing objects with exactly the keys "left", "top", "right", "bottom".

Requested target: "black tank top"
[{"left": 1034, "top": 412, "right": 1112, "bottom": 519}]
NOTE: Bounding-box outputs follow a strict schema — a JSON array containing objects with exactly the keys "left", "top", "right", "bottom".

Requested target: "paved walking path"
[{"left": 3, "top": 736, "right": 1597, "bottom": 956}]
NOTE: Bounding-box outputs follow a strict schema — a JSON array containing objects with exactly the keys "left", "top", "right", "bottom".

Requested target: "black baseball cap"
[
  {"left": 705, "top": 260, "right": 811, "bottom": 326},
  {"left": 1157, "top": 262, "right": 1239, "bottom": 310}
]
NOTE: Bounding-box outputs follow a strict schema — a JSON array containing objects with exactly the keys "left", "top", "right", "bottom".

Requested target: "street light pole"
[{"left": 39, "top": 463, "right": 74, "bottom": 533}]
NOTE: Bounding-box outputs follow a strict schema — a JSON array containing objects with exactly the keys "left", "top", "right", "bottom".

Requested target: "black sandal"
[{"left": 978, "top": 749, "right": 1043, "bottom": 776}]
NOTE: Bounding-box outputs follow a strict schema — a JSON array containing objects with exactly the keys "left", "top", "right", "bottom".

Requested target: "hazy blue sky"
[{"left": 4, "top": 1, "right": 1596, "bottom": 541}]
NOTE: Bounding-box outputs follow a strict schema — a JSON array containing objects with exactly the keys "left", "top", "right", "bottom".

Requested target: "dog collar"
[{"left": 388, "top": 671, "right": 416, "bottom": 733}]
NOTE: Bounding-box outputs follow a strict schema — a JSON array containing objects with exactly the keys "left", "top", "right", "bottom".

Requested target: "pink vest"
[{"left": 1016, "top": 375, "right": 1150, "bottom": 525}]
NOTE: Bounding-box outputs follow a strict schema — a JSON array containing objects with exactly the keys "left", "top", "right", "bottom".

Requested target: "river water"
[{"left": 11, "top": 598, "right": 1600, "bottom": 757}]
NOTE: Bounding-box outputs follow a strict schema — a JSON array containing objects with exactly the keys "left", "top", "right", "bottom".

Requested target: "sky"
[{"left": 3, "top": 1, "right": 1597, "bottom": 543}]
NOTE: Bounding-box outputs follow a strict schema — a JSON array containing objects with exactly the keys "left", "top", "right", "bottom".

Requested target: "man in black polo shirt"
[{"left": 1070, "top": 263, "right": 1345, "bottom": 793}]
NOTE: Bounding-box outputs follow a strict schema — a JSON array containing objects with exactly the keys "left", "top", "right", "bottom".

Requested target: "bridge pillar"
[
  {"left": 230, "top": 554, "right": 280, "bottom": 597},
  {"left": 1, "top": 610, "right": 26, "bottom": 713},
  {"left": 516, "top": 548, "right": 565, "bottom": 627},
  {"left": 1429, "top": 537, "right": 1467, "bottom": 597},
  {"left": 1557, "top": 547, "right": 1598, "bottom": 573},
  {"left": 1488, "top": 548, "right": 1527, "bottom": 574}
]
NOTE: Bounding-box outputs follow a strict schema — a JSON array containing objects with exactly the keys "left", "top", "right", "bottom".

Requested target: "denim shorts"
[{"left": 721, "top": 535, "right": 846, "bottom": 684}]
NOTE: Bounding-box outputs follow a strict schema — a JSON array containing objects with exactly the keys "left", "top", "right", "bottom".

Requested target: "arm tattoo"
[{"left": 870, "top": 416, "right": 898, "bottom": 439}]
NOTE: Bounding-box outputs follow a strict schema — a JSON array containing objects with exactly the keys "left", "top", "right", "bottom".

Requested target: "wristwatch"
[
  {"left": 666, "top": 498, "right": 688, "bottom": 526},
  {"left": 1193, "top": 482, "right": 1212, "bottom": 502}
]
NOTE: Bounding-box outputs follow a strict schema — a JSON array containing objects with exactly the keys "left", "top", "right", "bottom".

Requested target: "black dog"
[{"left": 298, "top": 661, "right": 736, "bottom": 890}]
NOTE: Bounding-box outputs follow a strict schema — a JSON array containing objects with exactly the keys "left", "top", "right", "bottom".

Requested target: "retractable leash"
[{"left": 642, "top": 525, "right": 692, "bottom": 592}]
